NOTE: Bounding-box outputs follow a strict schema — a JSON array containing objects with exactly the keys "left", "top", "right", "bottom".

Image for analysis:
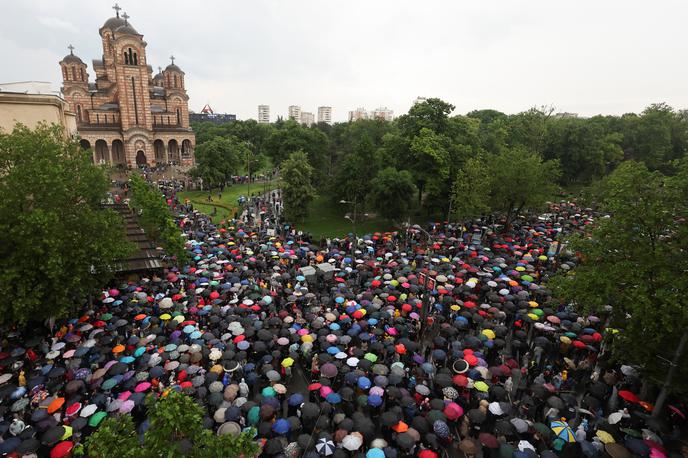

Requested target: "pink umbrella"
[
  {"left": 297, "top": 329, "right": 309, "bottom": 336},
  {"left": 62, "top": 350, "right": 76, "bottom": 359},
  {"left": 370, "top": 386, "right": 385, "bottom": 396},
  {"left": 118, "top": 391, "right": 132, "bottom": 401},
  {"left": 326, "top": 334, "right": 338, "bottom": 343},
  {"left": 135, "top": 382, "right": 151, "bottom": 393},
  {"left": 320, "top": 386, "right": 333, "bottom": 398},
  {"left": 444, "top": 402, "right": 464, "bottom": 420},
  {"left": 119, "top": 400, "right": 135, "bottom": 413}
]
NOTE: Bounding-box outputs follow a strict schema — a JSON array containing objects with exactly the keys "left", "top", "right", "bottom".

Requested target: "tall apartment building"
[
  {"left": 288, "top": 105, "right": 301, "bottom": 122},
  {"left": 300, "top": 111, "right": 315, "bottom": 127},
  {"left": 348, "top": 107, "right": 368, "bottom": 122},
  {"left": 317, "top": 106, "right": 332, "bottom": 124},
  {"left": 258, "top": 105, "right": 270, "bottom": 124},
  {"left": 371, "top": 106, "right": 394, "bottom": 122},
  {"left": 413, "top": 96, "right": 428, "bottom": 106}
]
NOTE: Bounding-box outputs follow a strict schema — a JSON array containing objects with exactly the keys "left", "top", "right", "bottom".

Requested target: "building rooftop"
[{"left": 0, "top": 81, "right": 60, "bottom": 96}]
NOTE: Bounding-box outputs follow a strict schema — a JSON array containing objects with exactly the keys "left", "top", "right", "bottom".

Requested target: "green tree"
[
  {"left": 409, "top": 128, "right": 450, "bottom": 206},
  {"left": 487, "top": 147, "right": 560, "bottom": 229},
  {"left": 87, "top": 391, "right": 260, "bottom": 458},
  {"left": 0, "top": 124, "right": 132, "bottom": 326},
  {"left": 281, "top": 150, "right": 317, "bottom": 222},
  {"left": 265, "top": 121, "right": 329, "bottom": 178},
  {"left": 450, "top": 155, "right": 492, "bottom": 221},
  {"left": 368, "top": 167, "right": 417, "bottom": 222},
  {"left": 129, "top": 174, "right": 187, "bottom": 263},
  {"left": 550, "top": 159, "right": 688, "bottom": 410},
  {"left": 190, "top": 136, "right": 244, "bottom": 190}
]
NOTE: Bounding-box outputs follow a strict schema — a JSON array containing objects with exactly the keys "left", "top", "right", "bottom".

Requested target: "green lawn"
[
  {"left": 297, "top": 196, "right": 394, "bottom": 238},
  {"left": 179, "top": 180, "right": 278, "bottom": 223}
]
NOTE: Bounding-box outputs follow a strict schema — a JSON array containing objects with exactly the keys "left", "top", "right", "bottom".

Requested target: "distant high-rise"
[
  {"left": 258, "top": 105, "right": 270, "bottom": 124},
  {"left": 300, "top": 111, "right": 315, "bottom": 127},
  {"left": 288, "top": 105, "right": 301, "bottom": 122},
  {"left": 413, "top": 96, "right": 428, "bottom": 106},
  {"left": 371, "top": 107, "right": 394, "bottom": 122},
  {"left": 348, "top": 107, "right": 368, "bottom": 122},
  {"left": 317, "top": 106, "right": 332, "bottom": 124}
]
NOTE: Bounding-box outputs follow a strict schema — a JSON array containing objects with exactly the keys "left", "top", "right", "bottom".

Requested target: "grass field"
[
  {"left": 179, "top": 180, "right": 278, "bottom": 224},
  {"left": 297, "top": 196, "right": 394, "bottom": 238}
]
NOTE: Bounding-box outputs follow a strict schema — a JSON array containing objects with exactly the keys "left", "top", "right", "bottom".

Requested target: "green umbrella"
[
  {"left": 89, "top": 411, "right": 107, "bottom": 427},
  {"left": 364, "top": 353, "right": 378, "bottom": 362},
  {"left": 100, "top": 313, "right": 113, "bottom": 321},
  {"left": 262, "top": 387, "right": 276, "bottom": 397},
  {"left": 102, "top": 378, "right": 118, "bottom": 390},
  {"left": 247, "top": 406, "right": 260, "bottom": 425},
  {"left": 531, "top": 308, "right": 544, "bottom": 317}
]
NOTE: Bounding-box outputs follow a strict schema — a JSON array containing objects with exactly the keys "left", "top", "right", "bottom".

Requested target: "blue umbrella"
[
  {"left": 326, "top": 393, "right": 342, "bottom": 404},
  {"left": 367, "top": 449, "right": 385, "bottom": 458},
  {"left": 358, "top": 377, "right": 372, "bottom": 390},
  {"left": 120, "top": 356, "right": 135, "bottom": 364},
  {"left": 272, "top": 418, "right": 290, "bottom": 435},
  {"left": 288, "top": 393, "right": 304, "bottom": 406},
  {"left": 183, "top": 325, "right": 195, "bottom": 334},
  {"left": 368, "top": 395, "right": 382, "bottom": 407},
  {"left": 327, "top": 346, "right": 340, "bottom": 355}
]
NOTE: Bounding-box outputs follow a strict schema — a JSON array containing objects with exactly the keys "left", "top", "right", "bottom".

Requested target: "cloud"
[{"left": 37, "top": 16, "right": 78, "bottom": 33}]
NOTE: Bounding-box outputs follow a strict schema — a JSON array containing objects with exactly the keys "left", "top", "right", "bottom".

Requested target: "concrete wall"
[{"left": 0, "top": 93, "right": 77, "bottom": 135}]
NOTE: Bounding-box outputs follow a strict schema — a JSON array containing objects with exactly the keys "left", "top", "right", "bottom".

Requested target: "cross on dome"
[
  {"left": 68, "top": 44, "right": 75, "bottom": 55},
  {"left": 170, "top": 55, "right": 175, "bottom": 65},
  {"left": 122, "top": 12, "right": 130, "bottom": 24},
  {"left": 112, "top": 3, "right": 121, "bottom": 18}
]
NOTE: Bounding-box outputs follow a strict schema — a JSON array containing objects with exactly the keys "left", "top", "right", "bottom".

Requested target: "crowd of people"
[{"left": 0, "top": 188, "right": 686, "bottom": 457}]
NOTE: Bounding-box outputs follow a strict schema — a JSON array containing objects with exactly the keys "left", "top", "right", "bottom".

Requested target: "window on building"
[
  {"left": 176, "top": 108, "right": 181, "bottom": 125},
  {"left": 77, "top": 105, "right": 82, "bottom": 122},
  {"left": 173, "top": 74, "right": 178, "bottom": 88},
  {"left": 71, "top": 67, "right": 76, "bottom": 80},
  {"left": 80, "top": 68, "right": 84, "bottom": 81},
  {"left": 124, "top": 52, "right": 129, "bottom": 65}
]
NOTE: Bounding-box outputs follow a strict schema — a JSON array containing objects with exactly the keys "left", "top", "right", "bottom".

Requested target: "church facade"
[{"left": 59, "top": 6, "right": 195, "bottom": 167}]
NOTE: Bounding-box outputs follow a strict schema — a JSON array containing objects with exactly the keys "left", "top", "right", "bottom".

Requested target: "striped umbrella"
[
  {"left": 315, "top": 438, "right": 335, "bottom": 456},
  {"left": 550, "top": 420, "right": 576, "bottom": 443}
]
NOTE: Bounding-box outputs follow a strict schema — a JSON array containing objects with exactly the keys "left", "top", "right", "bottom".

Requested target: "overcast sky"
[{"left": 2, "top": 0, "right": 687, "bottom": 121}]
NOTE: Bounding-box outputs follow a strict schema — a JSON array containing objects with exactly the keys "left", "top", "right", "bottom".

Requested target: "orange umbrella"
[
  {"left": 47, "top": 397, "right": 65, "bottom": 414},
  {"left": 112, "top": 344, "right": 125, "bottom": 354},
  {"left": 134, "top": 314, "right": 146, "bottom": 321}
]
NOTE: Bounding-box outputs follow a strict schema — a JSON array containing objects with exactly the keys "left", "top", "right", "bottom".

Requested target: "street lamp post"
[{"left": 340, "top": 198, "right": 358, "bottom": 261}]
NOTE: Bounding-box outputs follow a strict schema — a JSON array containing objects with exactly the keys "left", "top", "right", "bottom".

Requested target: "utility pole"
[{"left": 652, "top": 328, "right": 688, "bottom": 417}]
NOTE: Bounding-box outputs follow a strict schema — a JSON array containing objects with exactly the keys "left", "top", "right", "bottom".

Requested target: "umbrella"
[
  {"left": 316, "top": 438, "right": 335, "bottom": 456},
  {"left": 342, "top": 433, "right": 363, "bottom": 451},
  {"left": 551, "top": 420, "right": 575, "bottom": 443}
]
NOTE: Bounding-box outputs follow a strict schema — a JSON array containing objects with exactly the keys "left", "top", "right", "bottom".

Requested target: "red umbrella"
[
  {"left": 479, "top": 432, "right": 499, "bottom": 449},
  {"left": 618, "top": 390, "right": 639, "bottom": 403},
  {"left": 308, "top": 383, "right": 322, "bottom": 391},
  {"left": 444, "top": 402, "right": 464, "bottom": 420},
  {"left": 453, "top": 375, "right": 468, "bottom": 388},
  {"left": 419, "top": 450, "right": 438, "bottom": 458},
  {"left": 50, "top": 441, "right": 74, "bottom": 458}
]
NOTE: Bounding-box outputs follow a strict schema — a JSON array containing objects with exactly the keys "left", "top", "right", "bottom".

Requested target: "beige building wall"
[{"left": 0, "top": 93, "right": 77, "bottom": 135}]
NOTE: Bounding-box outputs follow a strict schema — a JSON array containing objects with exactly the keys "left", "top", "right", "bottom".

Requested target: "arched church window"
[
  {"left": 71, "top": 67, "right": 76, "bottom": 80},
  {"left": 133, "top": 52, "right": 138, "bottom": 65},
  {"left": 77, "top": 105, "right": 82, "bottom": 122},
  {"left": 176, "top": 108, "right": 181, "bottom": 125},
  {"left": 173, "top": 74, "right": 178, "bottom": 88},
  {"left": 80, "top": 68, "right": 84, "bottom": 81},
  {"left": 124, "top": 52, "right": 129, "bottom": 65}
]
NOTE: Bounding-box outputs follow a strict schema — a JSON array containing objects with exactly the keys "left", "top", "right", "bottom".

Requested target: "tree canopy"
[
  {"left": 86, "top": 391, "right": 260, "bottom": 458},
  {"left": 129, "top": 174, "right": 187, "bottom": 263},
  {"left": 190, "top": 136, "right": 246, "bottom": 190},
  {"left": 367, "top": 167, "right": 417, "bottom": 222},
  {"left": 281, "top": 150, "right": 317, "bottom": 222},
  {"left": 0, "top": 124, "right": 132, "bottom": 326},
  {"left": 550, "top": 159, "right": 688, "bottom": 401}
]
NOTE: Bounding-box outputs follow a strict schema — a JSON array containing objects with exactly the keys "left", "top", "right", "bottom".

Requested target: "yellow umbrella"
[
  {"left": 596, "top": 430, "right": 615, "bottom": 444},
  {"left": 560, "top": 336, "right": 572, "bottom": 345},
  {"left": 515, "top": 266, "right": 526, "bottom": 272},
  {"left": 528, "top": 301, "right": 539, "bottom": 308},
  {"left": 173, "top": 315, "right": 185, "bottom": 323},
  {"left": 160, "top": 314, "right": 171, "bottom": 320},
  {"left": 538, "top": 255, "right": 548, "bottom": 261},
  {"left": 450, "top": 305, "right": 461, "bottom": 312},
  {"left": 527, "top": 313, "right": 539, "bottom": 321},
  {"left": 282, "top": 357, "right": 294, "bottom": 368},
  {"left": 474, "top": 381, "right": 489, "bottom": 392},
  {"left": 301, "top": 335, "right": 314, "bottom": 343},
  {"left": 481, "top": 329, "right": 496, "bottom": 340},
  {"left": 61, "top": 425, "right": 73, "bottom": 440}
]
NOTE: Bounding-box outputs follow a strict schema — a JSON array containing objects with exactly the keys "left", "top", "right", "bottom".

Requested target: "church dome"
[
  {"left": 115, "top": 23, "right": 139, "bottom": 35},
  {"left": 62, "top": 53, "right": 83, "bottom": 65},
  {"left": 165, "top": 63, "right": 182, "bottom": 73},
  {"left": 102, "top": 16, "right": 126, "bottom": 31}
]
